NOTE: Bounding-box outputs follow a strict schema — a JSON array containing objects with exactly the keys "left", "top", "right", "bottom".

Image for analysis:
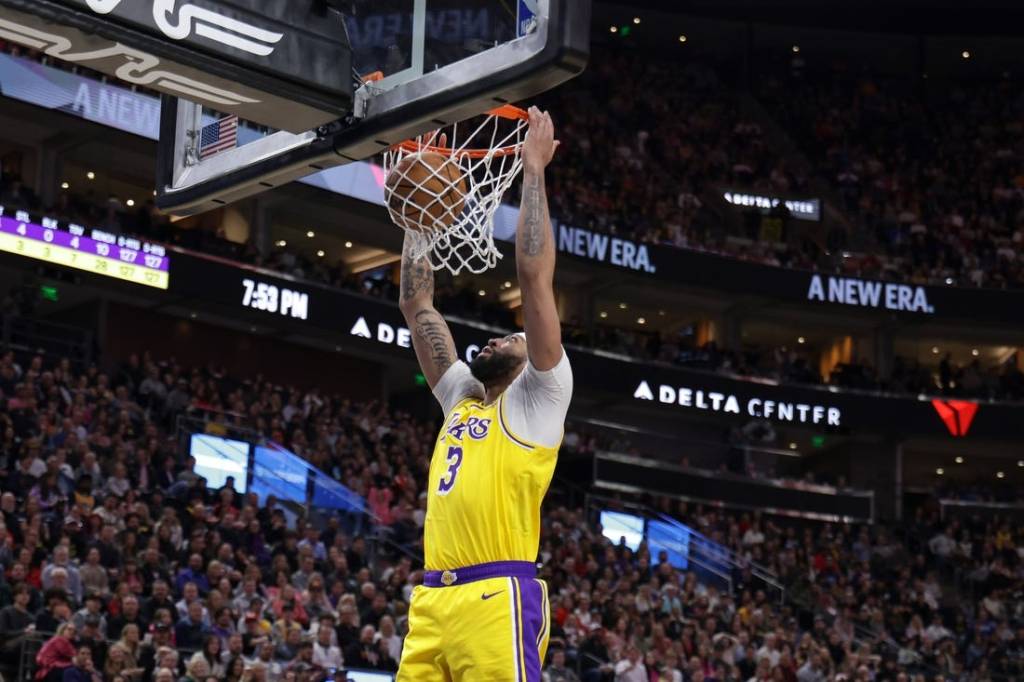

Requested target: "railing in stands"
[
  {"left": 581, "top": 490, "right": 787, "bottom": 605},
  {"left": 174, "top": 410, "right": 425, "bottom": 572}
]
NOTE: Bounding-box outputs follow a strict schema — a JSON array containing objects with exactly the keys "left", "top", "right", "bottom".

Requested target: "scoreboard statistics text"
[{"left": 0, "top": 207, "right": 169, "bottom": 289}]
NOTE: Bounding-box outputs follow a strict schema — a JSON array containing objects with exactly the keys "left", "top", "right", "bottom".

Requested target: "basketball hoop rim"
[{"left": 394, "top": 105, "right": 529, "bottom": 159}]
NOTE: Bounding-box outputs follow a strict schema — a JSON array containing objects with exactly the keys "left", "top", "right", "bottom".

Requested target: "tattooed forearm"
[
  {"left": 413, "top": 309, "right": 454, "bottom": 375},
  {"left": 521, "top": 171, "right": 546, "bottom": 257},
  {"left": 400, "top": 238, "right": 434, "bottom": 305}
]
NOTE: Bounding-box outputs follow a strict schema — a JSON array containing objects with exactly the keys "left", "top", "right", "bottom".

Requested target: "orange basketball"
[{"left": 385, "top": 152, "right": 467, "bottom": 233}]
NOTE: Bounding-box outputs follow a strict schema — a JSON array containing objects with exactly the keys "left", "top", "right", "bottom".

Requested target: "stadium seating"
[
  {"left": 0, "top": 37, "right": 1023, "bottom": 682},
  {"left": 0, "top": 349, "right": 1020, "bottom": 681}
]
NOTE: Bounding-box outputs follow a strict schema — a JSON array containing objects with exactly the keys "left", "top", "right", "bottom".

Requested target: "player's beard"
[{"left": 469, "top": 350, "right": 521, "bottom": 385}]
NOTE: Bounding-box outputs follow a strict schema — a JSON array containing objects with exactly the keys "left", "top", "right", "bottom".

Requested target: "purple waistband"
[{"left": 423, "top": 561, "right": 537, "bottom": 588}]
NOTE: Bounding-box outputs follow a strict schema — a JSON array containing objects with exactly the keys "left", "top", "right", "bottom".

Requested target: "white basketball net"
[{"left": 383, "top": 110, "right": 528, "bottom": 274}]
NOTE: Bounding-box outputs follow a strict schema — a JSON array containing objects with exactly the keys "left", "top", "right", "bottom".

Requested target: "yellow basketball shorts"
[{"left": 397, "top": 561, "right": 550, "bottom": 682}]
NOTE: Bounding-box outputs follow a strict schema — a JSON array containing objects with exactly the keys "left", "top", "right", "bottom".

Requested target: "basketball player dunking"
[{"left": 395, "top": 107, "right": 572, "bottom": 681}]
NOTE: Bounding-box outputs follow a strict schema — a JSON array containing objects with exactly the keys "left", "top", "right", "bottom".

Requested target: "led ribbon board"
[{"left": 0, "top": 208, "right": 169, "bottom": 289}]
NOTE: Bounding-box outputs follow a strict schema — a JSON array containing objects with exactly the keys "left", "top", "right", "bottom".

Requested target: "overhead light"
[
  {"left": 86, "top": 171, "right": 95, "bottom": 180},
  {"left": 503, "top": 281, "right": 512, "bottom": 288},
  {"left": 792, "top": 45, "right": 800, "bottom": 53},
  {"left": 249, "top": 326, "right": 257, "bottom": 333},
  {"left": 788, "top": 442, "right": 797, "bottom": 450},
  {"left": 971, "top": 349, "right": 979, "bottom": 357},
  {"left": 335, "top": 345, "right": 342, "bottom": 352},
  {"left": 599, "top": 311, "right": 608, "bottom": 319},
  {"left": 610, "top": 25, "right": 617, "bottom": 33},
  {"left": 126, "top": 199, "right": 135, "bottom": 207},
  {"left": 316, "top": 249, "right": 325, "bottom": 257},
  {"left": 478, "top": 289, "right": 486, "bottom": 296},
  {"left": 961, "top": 50, "right": 971, "bottom": 59},
  {"left": 678, "top": 35, "right": 687, "bottom": 43},
  {"left": 637, "top": 317, "right": 646, "bottom": 325},
  {"left": 189, "top": 312, "right": 197, "bottom": 319},
  {"left": 633, "top": 16, "right": 641, "bottom": 24},
  {"left": 152, "top": 190, "right": 157, "bottom": 196},
  {"left": 306, "top": 230, "right": 315, "bottom": 238},
  {"left": 935, "top": 468, "right": 944, "bottom": 475},
  {"left": 344, "top": 241, "right": 353, "bottom": 248},
  {"left": 1018, "top": 460, "right": 1024, "bottom": 467},
  {"left": 797, "top": 336, "right": 806, "bottom": 344},
  {"left": 931, "top": 347, "right": 939, "bottom": 354},
  {"left": 618, "top": 302, "right": 627, "bottom": 310},
  {"left": 275, "top": 239, "right": 287, "bottom": 247},
  {"left": 945, "top": 278, "right": 954, "bottom": 285},
  {"left": 658, "top": 310, "right": 666, "bottom": 316},
  {"left": 997, "top": 471, "right": 1005, "bottom": 479},
  {"left": 60, "top": 182, "right": 69, "bottom": 190},
  {"left": 955, "top": 456, "right": 964, "bottom": 464}
]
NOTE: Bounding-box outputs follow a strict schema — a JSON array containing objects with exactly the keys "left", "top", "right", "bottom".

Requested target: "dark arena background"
[{"left": 0, "top": 1, "right": 1022, "bottom": 681}]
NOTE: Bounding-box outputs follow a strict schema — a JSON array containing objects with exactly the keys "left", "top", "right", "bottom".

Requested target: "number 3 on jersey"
[{"left": 436, "top": 446, "right": 463, "bottom": 495}]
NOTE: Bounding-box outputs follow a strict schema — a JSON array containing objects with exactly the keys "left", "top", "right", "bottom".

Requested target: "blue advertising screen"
[
  {"left": 251, "top": 444, "right": 309, "bottom": 504},
  {"left": 189, "top": 434, "right": 249, "bottom": 493},
  {"left": 312, "top": 472, "right": 366, "bottom": 514},
  {"left": 599, "top": 511, "right": 645, "bottom": 552},
  {"left": 647, "top": 519, "right": 690, "bottom": 570}
]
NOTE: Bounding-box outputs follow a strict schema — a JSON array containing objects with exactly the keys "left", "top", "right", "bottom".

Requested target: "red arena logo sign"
[{"left": 931, "top": 399, "right": 979, "bottom": 437}]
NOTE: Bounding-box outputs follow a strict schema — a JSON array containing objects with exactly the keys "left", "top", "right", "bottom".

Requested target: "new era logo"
[{"left": 931, "top": 399, "right": 978, "bottom": 437}]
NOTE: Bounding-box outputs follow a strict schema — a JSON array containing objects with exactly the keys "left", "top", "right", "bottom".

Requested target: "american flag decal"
[{"left": 199, "top": 114, "right": 238, "bottom": 159}]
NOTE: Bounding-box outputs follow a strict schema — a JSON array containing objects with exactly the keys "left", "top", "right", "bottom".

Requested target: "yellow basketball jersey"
[{"left": 423, "top": 393, "right": 560, "bottom": 570}]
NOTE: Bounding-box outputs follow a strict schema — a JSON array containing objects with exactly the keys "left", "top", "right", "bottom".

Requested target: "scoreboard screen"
[{"left": 0, "top": 208, "right": 169, "bottom": 289}]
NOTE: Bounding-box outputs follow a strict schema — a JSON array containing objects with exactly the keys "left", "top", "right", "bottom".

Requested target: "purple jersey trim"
[{"left": 422, "top": 560, "right": 537, "bottom": 588}]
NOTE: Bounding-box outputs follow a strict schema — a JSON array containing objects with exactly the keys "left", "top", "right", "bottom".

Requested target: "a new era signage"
[
  {"left": 807, "top": 275, "right": 934, "bottom": 314},
  {"left": 633, "top": 380, "right": 841, "bottom": 426},
  {"left": 557, "top": 225, "right": 656, "bottom": 274}
]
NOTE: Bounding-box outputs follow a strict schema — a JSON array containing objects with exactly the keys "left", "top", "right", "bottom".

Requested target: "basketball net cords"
[{"left": 384, "top": 114, "right": 527, "bottom": 275}]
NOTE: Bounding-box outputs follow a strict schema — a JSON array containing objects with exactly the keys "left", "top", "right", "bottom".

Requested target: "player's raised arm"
[
  {"left": 398, "top": 234, "right": 457, "bottom": 388},
  {"left": 516, "top": 106, "right": 562, "bottom": 371}
]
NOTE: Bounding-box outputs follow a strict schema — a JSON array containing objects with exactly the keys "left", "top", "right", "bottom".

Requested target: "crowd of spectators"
[
  {"left": 0, "top": 347, "right": 430, "bottom": 681},
  {"left": 6, "top": 35, "right": 1024, "bottom": 291},
  {"left": 541, "top": 498, "right": 1024, "bottom": 682},
  {"left": 8, "top": 169, "right": 1024, "bottom": 404},
  {"left": 758, "top": 68, "right": 1024, "bottom": 290},
  {"left": 536, "top": 51, "right": 810, "bottom": 255},
  {"left": 1, "top": 31, "right": 1024, "bottom": 682},
  {"left": 0, "top": 335, "right": 1019, "bottom": 682},
  {"left": 540, "top": 49, "right": 1024, "bottom": 291}
]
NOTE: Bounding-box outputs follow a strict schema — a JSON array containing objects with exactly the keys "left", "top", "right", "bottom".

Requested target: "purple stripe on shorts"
[
  {"left": 422, "top": 560, "right": 536, "bottom": 588},
  {"left": 515, "top": 578, "right": 544, "bottom": 682}
]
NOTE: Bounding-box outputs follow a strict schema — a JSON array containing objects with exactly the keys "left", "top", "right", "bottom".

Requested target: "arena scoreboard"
[{"left": 0, "top": 207, "right": 169, "bottom": 289}]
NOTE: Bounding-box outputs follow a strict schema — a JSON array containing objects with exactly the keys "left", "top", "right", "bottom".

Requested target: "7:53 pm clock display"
[{"left": 240, "top": 277, "right": 309, "bottom": 320}]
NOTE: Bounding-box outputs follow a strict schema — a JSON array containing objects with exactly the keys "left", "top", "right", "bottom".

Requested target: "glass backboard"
[{"left": 155, "top": 0, "right": 589, "bottom": 215}]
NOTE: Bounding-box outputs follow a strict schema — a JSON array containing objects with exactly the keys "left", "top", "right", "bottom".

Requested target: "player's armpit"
[{"left": 408, "top": 307, "right": 458, "bottom": 389}]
